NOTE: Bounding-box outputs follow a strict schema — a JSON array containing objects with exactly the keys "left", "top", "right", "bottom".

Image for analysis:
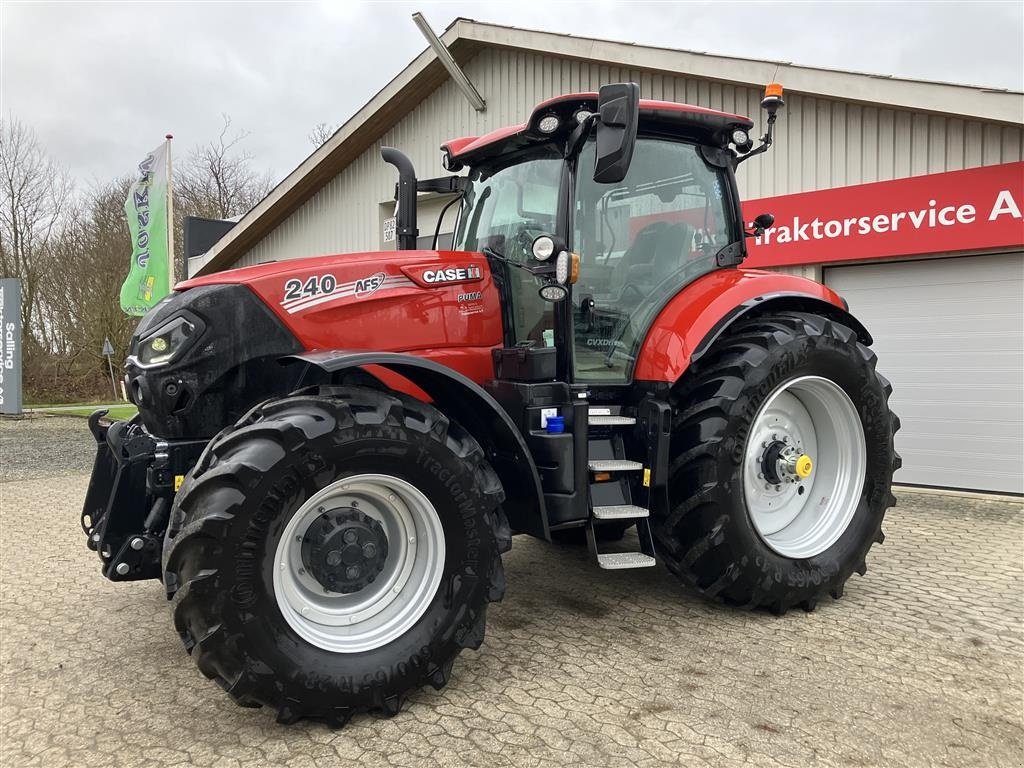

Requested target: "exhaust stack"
[{"left": 381, "top": 147, "right": 418, "bottom": 250}]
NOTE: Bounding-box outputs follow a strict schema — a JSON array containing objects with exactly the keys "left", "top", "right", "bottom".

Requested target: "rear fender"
[
  {"left": 285, "top": 350, "right": 548, "bottom": 539},
  {"left": 634, "top": 268, "right": 871, "bottom": 383}
]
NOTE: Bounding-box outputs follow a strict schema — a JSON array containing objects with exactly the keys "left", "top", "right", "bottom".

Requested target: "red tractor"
[{"left": 83, "top": 83, "right": 899, "bottom": 726}]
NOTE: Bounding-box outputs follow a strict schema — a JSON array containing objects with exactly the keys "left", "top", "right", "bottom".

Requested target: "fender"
[
  {"left": 634, "top": 268, "right": 872, "bottom": 383},
  {"left": 284, "top": 350, "right": 548, "bottom": 540}
]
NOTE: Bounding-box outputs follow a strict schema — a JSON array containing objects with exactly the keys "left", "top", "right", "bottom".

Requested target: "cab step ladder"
[{"left": 585, "top": 407, "right": 657, "bottom": 569}]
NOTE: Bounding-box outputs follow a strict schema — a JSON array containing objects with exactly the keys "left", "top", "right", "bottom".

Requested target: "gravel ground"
[
  {"left": 0, "top": 415, "right": 96, "bottom": 482},
  {"left": 1, "top": 415, "right": 1022, "bottom": 767}
]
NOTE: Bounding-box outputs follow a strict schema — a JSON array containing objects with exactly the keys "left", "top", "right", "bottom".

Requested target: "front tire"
[
  {"left": 653, "top": 311, "right": 900, "bottom": 613},
  {"left": 162, "top": 386, "right": 510, "bottom": 725}
]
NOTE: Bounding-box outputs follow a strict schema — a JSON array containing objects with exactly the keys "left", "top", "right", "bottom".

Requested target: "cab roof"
[{"left": 442, "top": 92, "right": 755, "bottom": 163}]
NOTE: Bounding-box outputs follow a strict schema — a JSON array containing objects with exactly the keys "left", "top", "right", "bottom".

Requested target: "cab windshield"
[
  {"left": 454, "top": 137, "right": 739, "bottom": 381},
  {"left": 453, "top": 145, "right": 563, "bottom": 345}
]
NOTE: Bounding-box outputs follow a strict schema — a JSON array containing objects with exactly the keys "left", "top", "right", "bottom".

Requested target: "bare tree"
[
  {"left": 0, "top": 118, "right": 72, "bottom": 357},
  {"left": 2, "top": 114, "right": 277, "bottom": 401},
  {"left": 27, "top": 178, "right": 139, "bottom": 399},
  {"left": 177, "top": 114, "right": 273, "bottom": 221},
  {"left": 308, "top": 122, "right": 337, "bottom": 148}
]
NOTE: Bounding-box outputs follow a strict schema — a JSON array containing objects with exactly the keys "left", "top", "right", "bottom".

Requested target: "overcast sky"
[{"left": 2, "top": 1, "right": 1022, "bottom": 188}]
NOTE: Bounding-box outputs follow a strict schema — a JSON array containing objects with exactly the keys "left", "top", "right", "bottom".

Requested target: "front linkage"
[{"left": 82, "top": 410, "right": 205, "bottom": 581}]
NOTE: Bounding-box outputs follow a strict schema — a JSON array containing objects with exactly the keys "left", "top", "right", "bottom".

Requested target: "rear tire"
[
  {"left": 162, "top": 386, "right": 510, "bottom": 725},
  {"left": 653, "top": 311, "right": 899, "bottom": 613}
]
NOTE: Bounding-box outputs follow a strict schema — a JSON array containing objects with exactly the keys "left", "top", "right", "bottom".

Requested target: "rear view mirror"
[
  {"left": 593, "top": 82, "right": 640, "bottom": 184},
  {"left": 751, "top": 212, "right": 775, "bottom": 237}
]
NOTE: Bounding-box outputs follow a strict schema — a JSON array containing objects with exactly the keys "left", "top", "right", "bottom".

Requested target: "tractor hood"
[
  {"left": 127, "top": 250, "right": 502, "bottom": 439},
  {"left": 176, "top": 249, "right": 502, "bottom": 352}
]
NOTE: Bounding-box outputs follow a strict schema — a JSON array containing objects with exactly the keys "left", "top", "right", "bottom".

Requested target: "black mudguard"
[{"left": 287, "top": 350, "right": 550, "bottom": 540}]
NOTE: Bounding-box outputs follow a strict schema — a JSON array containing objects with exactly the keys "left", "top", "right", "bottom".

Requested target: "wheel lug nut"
[
  {"left": 362, "top": 543, "right": 377, "bottom": 558},
  {"left": 346, "top": 565, "right": 360, "bottom": 580},
  {"left": 343, "top": 529, "right": 358, "bottom": 544}
]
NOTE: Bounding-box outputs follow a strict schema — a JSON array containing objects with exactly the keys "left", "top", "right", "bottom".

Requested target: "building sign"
[
  {"left": 0, "top": 278, "right": 22, "bottom": 415},
  {"left": 383, "top": 217, "right": 396, "bottom": 244},
  {"left": 741, "top": 161, "right": 1024, "bottom": 268}
]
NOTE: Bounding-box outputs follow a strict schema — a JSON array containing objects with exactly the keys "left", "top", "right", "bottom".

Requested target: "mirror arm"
[
  {"left": 566, "top": 114, "right": 599, "bottom": 160},
  {"left": 736, "top": 112, "right": 778, "bottom": 165},
  {"left": 431, "top": 193, "right": 463, "bottom": 250}
]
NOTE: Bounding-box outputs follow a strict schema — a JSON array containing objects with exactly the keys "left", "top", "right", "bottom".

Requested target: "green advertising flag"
[{"left": 120, "top": 141, "right": 172, "bottom": 316}]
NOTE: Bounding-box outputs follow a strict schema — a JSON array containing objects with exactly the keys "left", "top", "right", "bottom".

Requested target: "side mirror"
[
  {"left": 751, "top": 212, "right": 775, "bottom": 237},
  {"left": 593, "top": 82, "right": 640, "bottom": 184}
]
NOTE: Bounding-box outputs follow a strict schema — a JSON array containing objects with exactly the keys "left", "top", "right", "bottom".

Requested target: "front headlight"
[{"left": 138, "top": 316, "right": 196, "bottom": 366}]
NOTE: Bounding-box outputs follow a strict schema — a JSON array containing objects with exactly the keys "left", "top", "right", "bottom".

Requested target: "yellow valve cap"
[{"left": 795, "top": 455, "right": 813, "bottom": 479}]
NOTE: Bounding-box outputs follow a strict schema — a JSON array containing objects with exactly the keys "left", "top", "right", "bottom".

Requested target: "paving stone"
[{"left": 1, "top": 417, "right": 1021, "bottom": 766}]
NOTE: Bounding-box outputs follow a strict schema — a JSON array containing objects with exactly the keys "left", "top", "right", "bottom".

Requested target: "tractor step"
[
  {"left": 588, "top": 459, "right": 643, "bottom": 472},
  {"left": 596, "top": 552, "right": 657, "bottom": 570},
  {"left": 592, "top": 504, "right": 649, "bottom": 520},
  {"left": 588, "top": 415, "right": 636, "bottom": 426}
]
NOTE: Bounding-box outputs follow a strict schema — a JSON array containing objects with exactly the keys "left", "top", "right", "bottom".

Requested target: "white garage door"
[{"left": 825, "top": 252, "right": 1024, "bottom": 494}]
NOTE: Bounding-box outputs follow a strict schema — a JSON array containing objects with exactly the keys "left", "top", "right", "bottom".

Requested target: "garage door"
[{"left": 825, "top": 253, "right": 1024, "bottom": 494}]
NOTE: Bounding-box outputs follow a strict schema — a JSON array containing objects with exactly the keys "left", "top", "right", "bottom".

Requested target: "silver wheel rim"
[
  {"left": 742, "top": 375, "right": 866, "bottom": 559},
  {"left": 273, "top": 473, "right": 445, "bottom": 653}
]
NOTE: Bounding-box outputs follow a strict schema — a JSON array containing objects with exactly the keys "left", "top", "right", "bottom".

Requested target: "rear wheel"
[
  {"left": 653, "top": 311, "right": 899, "bottom": 613},
  {"left": 162, "top": 386, "right": 510, "bottom": 725}
]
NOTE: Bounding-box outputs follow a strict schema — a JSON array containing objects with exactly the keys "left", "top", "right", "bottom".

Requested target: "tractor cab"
[
  {"left": 378, "top": 85, "right": 778, "bottom": 565},
  {"left": 436, "top": 86, "right": 760, "bottom": 385}
]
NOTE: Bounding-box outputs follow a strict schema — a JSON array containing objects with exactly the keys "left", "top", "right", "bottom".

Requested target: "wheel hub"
[
  {"left": 301, "top": 508, "right": 389, "bottom": 594},
  {"left": 761, "top": 440, "right": 814, "bottom": 485}
]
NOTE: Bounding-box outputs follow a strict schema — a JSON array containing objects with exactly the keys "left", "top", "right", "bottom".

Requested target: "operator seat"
[{"left": 611, "top": 221, "right": 693, "bottom": 299}]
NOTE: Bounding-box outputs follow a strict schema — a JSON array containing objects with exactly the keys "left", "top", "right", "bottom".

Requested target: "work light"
[
  {"left": 555, "top": 251, "right": 570, "bottom": 284},
  {"left": 539, "top": 284, "right": 568, "bottom": 302},
  {"left": 538, "top": 115, "right": 560, "bottom": 134},
  {"left": 532, "top": 235, "right": 555, "bottom": 261}
]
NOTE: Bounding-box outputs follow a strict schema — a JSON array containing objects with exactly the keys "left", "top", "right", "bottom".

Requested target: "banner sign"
[
  {"left": 741, "top": 161, "right": 1024, "bottom": 268},
  {"left": 0, "top": 278, "right": 22, "bottom": 415},
  {"left": 120, "top": 141, "right": 171, "bottom": 316}
]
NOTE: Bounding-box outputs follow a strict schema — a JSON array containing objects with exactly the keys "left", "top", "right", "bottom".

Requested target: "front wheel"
[
  {"left": 654, "top": 311, "right": 900, "bottom": 613},
  {"left": 162, "top": 386, "right": 510, "bottom": 725}
]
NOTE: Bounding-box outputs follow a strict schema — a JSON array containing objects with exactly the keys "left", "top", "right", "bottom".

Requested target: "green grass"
[
  {"left": 26, "top": 400, "right": 124, "bottom": 408},
  {"left": 36, "top": 404, "right": 138, "bottom": 420}
]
